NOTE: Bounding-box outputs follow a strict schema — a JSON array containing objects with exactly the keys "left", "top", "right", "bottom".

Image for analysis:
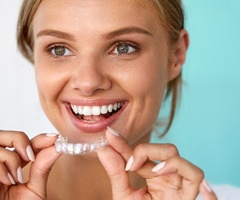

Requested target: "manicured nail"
[
  {"left": 26, "top": 145, "right": 35, "bottom": 162},
  {"left": 125, "top": 156, "right": 134, "bottom": 171},
  {"left": 46, "top": 133, "right": 59, "bottom": 137},
  {"left": 17, "top": 167, "right": 25, "bottom": 184},
  {"left": 151, "top": 161, "right": 166, "bottom": 172},
  {"left": 107, "top": 127, "right": 120, "bottom": 137},
  {"left": 202, "top": 179, "right": 212, "bottom": 192},
  {"left": 7, "top": 173, "right": 16, "bottom": 185}
]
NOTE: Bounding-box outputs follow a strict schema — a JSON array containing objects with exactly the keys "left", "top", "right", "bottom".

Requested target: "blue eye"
[
  {"left": 113, "top": 43, "right": 137, "bottom": 55},
  {"left": 50, "top": 46, "right": 73, "bottom": 57}
]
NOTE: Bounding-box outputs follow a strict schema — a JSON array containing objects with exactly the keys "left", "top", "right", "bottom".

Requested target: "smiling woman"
[
  {"left": 0, "top": 0, "right": 219, "bottom": 200},
  {"left": 31, "top": 0, "right": 174, "bottom": 145}
]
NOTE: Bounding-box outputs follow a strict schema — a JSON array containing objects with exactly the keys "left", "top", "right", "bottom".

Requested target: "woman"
[{"left": 0, "top": 0, "right": 217, "bottom": 199}]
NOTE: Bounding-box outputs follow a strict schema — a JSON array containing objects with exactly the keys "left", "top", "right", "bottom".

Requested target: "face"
[{"left": 32, "top": 0, "right": 176, "bottom": 145}]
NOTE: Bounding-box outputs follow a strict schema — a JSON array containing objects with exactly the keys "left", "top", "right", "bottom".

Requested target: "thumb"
[
  {"left": 26, "top": 134, "right": 61, "bottom": 199},
  {"left": 97, "top": 146, "right": 133, "bottom": 200}
]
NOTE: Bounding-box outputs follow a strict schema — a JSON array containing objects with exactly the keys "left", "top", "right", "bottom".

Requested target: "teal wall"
[{"left": 151, "top": 1, "right": 240, "bottom": 187}]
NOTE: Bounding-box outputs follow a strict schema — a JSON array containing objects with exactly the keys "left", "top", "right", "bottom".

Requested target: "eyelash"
[
  {"left": 46, "top": 44, "right": 73, "bottom": 58},
  {"left": 45, "top": 41, "right": 140, "bottom": 59},
  {"left": 111, "top": 42, "right": 139, "bottom": 56}
]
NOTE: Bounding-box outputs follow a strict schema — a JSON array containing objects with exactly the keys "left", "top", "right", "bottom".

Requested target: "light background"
[{"left": 0, "top": 1, "right": 240, "bottom": 187}]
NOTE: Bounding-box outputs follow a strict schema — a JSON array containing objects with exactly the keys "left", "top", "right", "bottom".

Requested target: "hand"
[
  {"left": 98, "top": 128, "right": 217, "bottom": 200},
  {"left": 0, "top": 130, "right": 61, "bottom": 200}
]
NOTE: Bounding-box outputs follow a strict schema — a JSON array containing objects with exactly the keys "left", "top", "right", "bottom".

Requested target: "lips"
[{"left": 67, "top": 101, "right": 126, "bottom": 132}]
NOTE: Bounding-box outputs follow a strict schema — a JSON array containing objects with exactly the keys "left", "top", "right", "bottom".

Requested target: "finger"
[
  {"left": 127, "top": 143, "right": 179, "bottom": 171},
  {"left": 126, "top": 143, "right": 181, "bottom": 189},
  {"left": 31, "top": 133, "right": 59, "bottom": 153},
  {"left": 152, "top": 156, "right": 204, "bottom": 199},
  {"left": 97, "top": 146, "right": 133, "bottom": 200},
  {"left": 0, "top": 130, "right": 33, "bottom": 162},
  {"left": 26, "top": 145, "right": 61, "bottom": 199},
  {"left": 24, "top": 133, "right": 60, "bottom": 199},
  {"left": 200, "top": 179, "right": 217, "bottom": 200},
  {"left": 0, "top": 163, "right": 16, "bottom": 185},
  {"left": 20, "top": 133, "right": 59, "bottom": 168},
  {"left": 107, "top": 127, "right": 173, "bottom": 179},
  {"left": 0, "top": 147, "right": 22, "bottom": 184},
  {"left": 106, "top": 127, "right": 132, "bottom": 160}
]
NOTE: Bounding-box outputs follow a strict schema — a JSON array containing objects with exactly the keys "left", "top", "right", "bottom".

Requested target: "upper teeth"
[{"left": 71, "top": 102, "right": 123, "bottom": 116}]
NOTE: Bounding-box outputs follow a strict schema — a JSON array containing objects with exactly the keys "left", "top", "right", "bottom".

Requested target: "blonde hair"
[
  {"left": 17, "top": 0, "right": 185, "bottom": 136},
  {"left": 17, "top": 0, "right": 41, "bottom": 63}
]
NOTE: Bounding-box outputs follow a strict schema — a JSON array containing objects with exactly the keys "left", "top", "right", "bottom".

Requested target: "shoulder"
[{"left": 197, "top": 184, "right": 240, "bottom": 200}]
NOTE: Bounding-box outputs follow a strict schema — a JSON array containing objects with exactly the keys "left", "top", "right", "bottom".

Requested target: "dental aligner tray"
[{"left": 55, "top": 135, "right": 108, "bottom": 155}]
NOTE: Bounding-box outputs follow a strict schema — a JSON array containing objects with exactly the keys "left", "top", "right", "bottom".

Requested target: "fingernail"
[
  {"left": 46, "top": 133, "right": 59, "bottom": 137},
  {"left": 151, "top": 161, "right": 166, "bottom": 172},
  {"left": 125, "top": 156, "right": 134, "bottom": 171},
  {"left": 26, "top": 145, "right": 35, "bottom": 162},
  {"left": 7, "top": 173, "right": 16, "bottom": 185},
  {"left": 202, "top": 179, "right": 212, "bottom": 192},
  {"left": 107, "top": 127, "right": 120, "bottom": 137},
  {"left": 17, "top": 167, "right": 25, "bottom": 184}
]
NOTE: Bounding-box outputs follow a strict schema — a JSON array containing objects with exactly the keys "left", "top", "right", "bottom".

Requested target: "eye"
[
  {"left": 112, "top": 43, "right": 137, "bottom": 55},
  {"left": 49, "top": 45, "right": 73, "bottom": 57}
]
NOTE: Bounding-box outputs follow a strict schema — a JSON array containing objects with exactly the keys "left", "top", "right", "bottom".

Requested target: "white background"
[{"left": 0, "top": 1, "right": 56, "bottom": 136}]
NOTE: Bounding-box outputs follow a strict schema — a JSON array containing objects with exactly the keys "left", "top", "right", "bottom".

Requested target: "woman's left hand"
[{"left": 97, "top": 128, "right": 217, "bottom": 200}]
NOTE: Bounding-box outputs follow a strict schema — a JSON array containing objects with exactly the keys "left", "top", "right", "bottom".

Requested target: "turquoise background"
[{"left": 151, "top": 1, "right": 240, "bottom": 187}]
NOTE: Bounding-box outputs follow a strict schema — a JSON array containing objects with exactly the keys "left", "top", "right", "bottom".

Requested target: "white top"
[{"left": 197, "top": 185, "right": 240, "bottom": 200}]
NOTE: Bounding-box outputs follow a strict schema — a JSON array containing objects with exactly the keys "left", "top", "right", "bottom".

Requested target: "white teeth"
[
  {"left": 108, "top": 104, "right": 113, "bottom": 113},
  {"left": 72, "top": 105, "right": 78, "bottom": 114},
  {"left": 78, "top": 106, "right": 83, "bottom": 115},
  {"left": 113, "top": 103, "right": 117, "bottom": 111},
  {"left": 92, "top": 106, "right": 100, "bottom": 116},
  {"left": 83, "top": 106, "right": 92, "bottom": 116},
  {"left": 71, "top": 102, "right": 123, "bottom": 116},
  {"left": 101, "top": 105, "right": 108, "bottom": 114}
]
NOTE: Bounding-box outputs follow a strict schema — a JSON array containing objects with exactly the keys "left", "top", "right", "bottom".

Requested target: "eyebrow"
[
  {"left": 103, "top": 26, "right": 153, "bottom": 39},
  {"left": 36, "top": 29, "right": 76, "bottom": 41},
  {"left": 36, "top": 26, "right": 153, "bottom": 41}
]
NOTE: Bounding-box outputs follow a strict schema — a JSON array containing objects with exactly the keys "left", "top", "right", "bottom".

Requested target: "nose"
[{"left": 70, "top": 59, "right": 112, "bottom": 96}]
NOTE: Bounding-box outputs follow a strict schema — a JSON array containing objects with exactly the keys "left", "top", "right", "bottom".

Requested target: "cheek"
[
  {"left": 119, "top": 55, "right": 168, "bottom": 101},
  {"left": 34, "top": 61, "right": 69, "bottom": 130},
  {"left": 116, "top": 56, "right": 169, "bottom": 142},
  {"left": 136, "top": 66, "right": 167, "bottom": 122},
  {"left": 34, "top": 59, "right": 67, "bottom": 107},
  {"left": 35, "top": 68, "right": 54, "bottom": 118},
  {"left": 35, "top": 64, "right": 54, "bottom": 101}
]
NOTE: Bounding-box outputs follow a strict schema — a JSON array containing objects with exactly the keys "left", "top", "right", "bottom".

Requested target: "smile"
[
  {"left": 71, "top": 102, "right": 123, "bottom": 116},
  {"left": 70, "top": 102, "right": 124, "bottom": 122},
  {"left": 67, "top": 100, "right": 126, "bottom": 132}
]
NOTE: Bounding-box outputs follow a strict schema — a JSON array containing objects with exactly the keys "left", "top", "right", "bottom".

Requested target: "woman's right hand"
[{"left": 0, "top": 130, "right": 61, "bottom": 200}]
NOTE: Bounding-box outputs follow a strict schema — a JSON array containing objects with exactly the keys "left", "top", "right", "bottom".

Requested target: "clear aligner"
[{"left": 55, "top": 135, "right": 108, "bottom": 155}]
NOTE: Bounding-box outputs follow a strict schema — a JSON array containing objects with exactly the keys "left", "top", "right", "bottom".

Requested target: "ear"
[{"left": 168, "top": 29, "right": 189, "bottom": 81}]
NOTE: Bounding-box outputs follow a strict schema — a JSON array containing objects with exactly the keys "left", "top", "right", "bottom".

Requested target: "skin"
[
  {"left": 33, "top": 0, "right": 170, "bottom": 145},
  {"left": 0, "top": 0, "right": 217, "bottom": 199}
]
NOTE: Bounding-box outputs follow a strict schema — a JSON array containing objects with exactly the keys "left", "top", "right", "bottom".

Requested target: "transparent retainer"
[{"left": 55, "top": 135, "right": 108, "bottom": 155}]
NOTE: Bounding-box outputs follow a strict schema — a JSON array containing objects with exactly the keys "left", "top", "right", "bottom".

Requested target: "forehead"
[
  {"left": 32, "top": 0, "right": 164, "bottom": 37},
  {"left": 34, "top": 0, "right": 159, "bottom": 17}
]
